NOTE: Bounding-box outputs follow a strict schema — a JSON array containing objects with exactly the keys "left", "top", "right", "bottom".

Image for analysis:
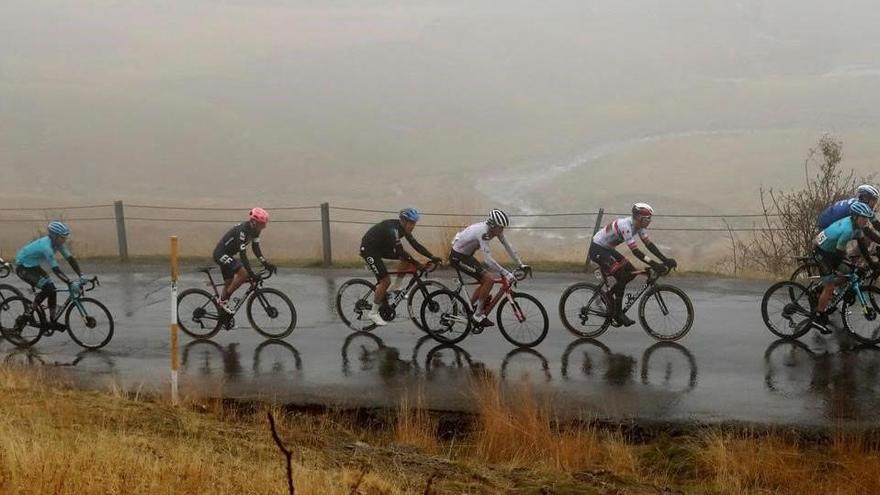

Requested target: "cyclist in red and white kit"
[
  {"left": 589, "top": 203, "right": 677, "bottom": 326},
  {"left": 449, "top": 209, "right": 531, "bottom": 327}
]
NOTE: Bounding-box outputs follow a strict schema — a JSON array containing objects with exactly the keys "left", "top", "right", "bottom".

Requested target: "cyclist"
[
  {"left": 14, "top": 221, "right": 84, "bottom": 330},
  {"left": 805, "top": 201, "right": 879, "bottom": 331},
  {"left": 589, "top": 203, "right": 677, "bottom": 327},
  {"left": 213, "top": 208, "right": 277, "bottom": 313},
  {"left": 449, "top": 208, "right": 530, "bottom": 328},
  {"left": 817, "top": 184, "right": 880, "bottom": 231},
  {"left": 359, "top": 208, "right": 442, "bottom": 326}
]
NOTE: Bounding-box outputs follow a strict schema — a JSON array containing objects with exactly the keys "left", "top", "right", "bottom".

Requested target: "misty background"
[{"left": 2, "top": 0, "right": 879, "bottom": 266}]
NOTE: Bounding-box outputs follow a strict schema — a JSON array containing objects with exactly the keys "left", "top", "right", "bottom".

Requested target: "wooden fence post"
[
  {"left": 114, "top": 200, "right": 129, "bottom": 262},
  {"left": 321, "top": 202, "right": 332, "bottom": 267}
]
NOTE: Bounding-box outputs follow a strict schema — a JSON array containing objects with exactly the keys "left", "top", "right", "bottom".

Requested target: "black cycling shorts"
[
  {"left": 813, "top": 246, "right": 844, "bottom": 277},
  {"left": 214, "top": 253, "right": 243, "bottom": 281},
  {"left": 16, "top": 265, "right": 54, "bottom": 290},
  {"left": 360, "top": 249, "right": 390, "bottom": 281},
  {"left": 449, "top": 250, "right": 485, "bottom": 281},
  {"left": 588, "top": 242, "right": 630, "bottom": 274}
]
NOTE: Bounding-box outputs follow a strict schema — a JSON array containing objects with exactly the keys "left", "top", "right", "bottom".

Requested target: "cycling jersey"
[
  {"left": 360, "top": 219, "right": 434, "bottom": 261},
  {"left": 816, "top": 216, "right": 863, "bottom": 253},
  {"left": 818, "top": 198, "right": 858, "bottom": 230},
  {"left": 451, "top": 222, "right": 523, "bottom": 275},
  {"left": 15, "top": 236, "right": 72, "bottom": 269},
  {"left": 592, "top": 217, "right": 649, "bottom": 250},
  {"left": 213, "top": 222, "right": 264, "bottom": 260}
]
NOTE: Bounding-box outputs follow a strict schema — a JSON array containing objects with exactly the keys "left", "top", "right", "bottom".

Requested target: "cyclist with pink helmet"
[{"left": 212, "top": 208, "right": 276, "bottom": 313}]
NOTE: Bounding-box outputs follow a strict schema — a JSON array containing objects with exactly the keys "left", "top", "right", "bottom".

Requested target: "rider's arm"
[
  {"left": 863, "top": 225, "right": 880, "bottom": 245},
  {"left": 251, "top": 236, "right": 267, "bottom": 263},
  {"left": 856, "top": 237, "right": 880, "bottom": 270},
  {"left": 239, "top": 247, "right": 258, "bottom": 278},
  {"left": 52, "top": 266, "right": 72, "bottom": 285},
  {"left": 403, "top": 231, "right": 435, "bottom": 259},
  {"left": 644, "top": 240, "right": 670, "bottom": 264},
  {"left": 497, "top": 233, "right": 524, "bottom": 267},
  {"left": 479, "top": 235, "right": 509, "bottom": 275},
  {"left": 66, "top": 256, "right": 83, "bottom": 278}
]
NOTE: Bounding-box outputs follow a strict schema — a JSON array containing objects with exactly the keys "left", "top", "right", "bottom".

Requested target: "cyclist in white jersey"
[
  {"left": 449, "top": 209, "right": 531, "bottom": 327},
  {"left": 588, "top": 203, "right": 677, "bottom": 326}
]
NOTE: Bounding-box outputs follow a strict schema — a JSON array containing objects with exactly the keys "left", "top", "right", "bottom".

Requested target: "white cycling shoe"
[{"left": 368, "top": 311, "right": 388, "bottom": 326}]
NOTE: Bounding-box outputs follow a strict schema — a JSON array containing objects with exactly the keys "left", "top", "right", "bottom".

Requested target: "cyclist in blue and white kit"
[
  {"left": 817, "top": 184, "right": 880, "bottom": 244},
  {"left": 15, "top": 221, "right": 84, "bottom": 330},
  {"left": 449, "top": 209, "right": 531, "bottom": 327},
  {"left": 808, "top": 201, "right": 879, "bottom": 330}
]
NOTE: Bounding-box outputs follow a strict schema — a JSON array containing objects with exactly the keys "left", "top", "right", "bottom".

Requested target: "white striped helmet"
[
  {"left": 857, "top": 184, "right": 880, "bottom": 199},
  {"left": 632, "top": 203, "right": 654, "bottom": 217},
  {"left": 487, "top": 209, "right": 510, "bottom": 227}
]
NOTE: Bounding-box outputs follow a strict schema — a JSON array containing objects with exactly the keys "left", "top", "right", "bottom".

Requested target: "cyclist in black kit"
[
  {"left": 359, "top": 208, "right": 442, "bottom": 326},
  {"left": 213, "top": 208, "right": 277, "bottom": 313}
]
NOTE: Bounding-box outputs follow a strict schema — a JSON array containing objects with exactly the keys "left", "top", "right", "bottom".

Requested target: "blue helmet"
[
  {"left": 48, "top": 221, "right": 71, "bottom": 237},
  {"left": 399, "top": 208, "right": 421, "bottom": 222},
  {"left": 850, "top": 201, "right": 874, "bottom": 219}
]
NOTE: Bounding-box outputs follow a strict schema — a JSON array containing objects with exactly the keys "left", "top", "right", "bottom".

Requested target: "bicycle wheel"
[
  {"left": 790, "top": 262, "right": 820, "bottom": 284},
  {"left": 247, "top": 288, "right": 297, "bottom": 339},
  {"left": 842, "top": 285, "right": 880, "bottom": 345},
  {"left": 336, "top": 279, "right": 377, "bottom": 332},
  {"left": 558, "top": 282, "right": 612, "bottom": 338},
  {"left": 638, "top": 284, "right": 694, "bottom": 341},
  {"left": 760, "top": 281, "right": 814, "bottom": 339},
  {"left": 66, "top": 297, "right": 114, "bottom": 349},
  {"left": 407, "top": 280, "right": 446, "bottom": 332},
  {"left": 0, "top": 284, "right": 23, "bottom": 310},
  {"left": 0, "top": 296, "right": 45, "bottom": 347},
  {"left": 496, "top": 292, "right": 549, "bottom": 348},
  {"left": 420, "top": 289, "right": 472, "bottom": 344},
  {"left": 177, "top": 288, "right": 223, "bottom": 339}
]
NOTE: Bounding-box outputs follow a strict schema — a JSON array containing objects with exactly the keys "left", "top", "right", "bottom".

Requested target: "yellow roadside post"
[{"left": 170, "top": 236, "right": 179, "bottom": 405}]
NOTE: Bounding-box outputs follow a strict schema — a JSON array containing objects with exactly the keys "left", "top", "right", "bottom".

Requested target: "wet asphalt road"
[{"left": 4, "top": 262, "right": 880, "bottom": 429}]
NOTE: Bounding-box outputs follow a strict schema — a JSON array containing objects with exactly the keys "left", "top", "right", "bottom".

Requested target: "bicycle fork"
[{"left": 506, "top": 292, "right": 527, "bottom": 323}]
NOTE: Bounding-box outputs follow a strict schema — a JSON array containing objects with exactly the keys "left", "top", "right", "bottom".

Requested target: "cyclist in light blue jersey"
[
  {"left": 817, "top": 185, "right": 880, "bottom": 244},
  {"left": 15, "top": 221, "right": 84, "bottom": 330},
  {"left": 808, "top": 201, "right": 879, "bottom": 330}
]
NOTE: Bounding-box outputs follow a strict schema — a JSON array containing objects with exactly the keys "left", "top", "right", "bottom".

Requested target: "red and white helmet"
[
  {"left": 632, "top": 203, "right": 654, "bottom": 218},
  {"left": 249, "top": 207, "right": 269, "bottom": 224}
]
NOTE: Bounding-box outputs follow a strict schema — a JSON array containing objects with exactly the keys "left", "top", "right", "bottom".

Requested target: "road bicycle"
[
  {"left": 419, "top": 266, "right": 549, "bottom": 348},
  {"left": 336, "top": 262, "right": 445, "bottom": 332},
  {"left": 558, "top": 266, "right": 694, "bottom": 341},
  {"left": 177, "top": 267, "right": 297, "bottom": 339},
  {"left": 0, "top": 276, "right": 114, "bottom": 349},
  {"left": 790, "top": 247, "right": 880, "bottom": 286},
  {"left": 0, "top": 259, "right": 23, "bottom": 309},
  {"left": 761, "top": 259, "right": 880, "bottom": 344}
]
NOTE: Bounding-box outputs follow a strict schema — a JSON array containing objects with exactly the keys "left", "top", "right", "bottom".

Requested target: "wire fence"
[{"left": 0, "top": 200, "right": 784, "bottom": 266}]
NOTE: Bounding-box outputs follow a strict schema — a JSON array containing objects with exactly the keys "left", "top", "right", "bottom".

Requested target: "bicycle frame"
[
  {"left": 201, "top": 269, "right": 265, "bottom": 315},
  {"left": 382, "top": 264, "right": 438, "bottom": 309},
  {"left": 449, "top": 267, "right": 526, "bottom": 322},
  {"left": 32, "top": 277, "right": 100, "bottom": 324}
]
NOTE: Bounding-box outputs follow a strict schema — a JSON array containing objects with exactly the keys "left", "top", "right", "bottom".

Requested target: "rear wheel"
[
  {"left": 0, "top": 296, "right": 45, "bottom": 347},
  {"left": 638, "top": 284, "right": 694, "bottom": 342},
  {"left": 0, "top": 284, "right": 23, "bottom": 311},
  {"left": 790, "top": 261, "right": 820, "bottom": 284},
  {"left": 247, "top": 288, "right": 297, "bottom": 339},
  {"left": 421, "top": 289, "right": 472, "bottom": 344},
  {"left": 842, "top": 285, "right": 880, "bottom": 345},
  {"left": 336, "top": 279, "right": 377, "bottom": 332},
  {"left": 177, "top": 288, "right": 223, "bottom": 339},
  {"left": 496, "top": 292, "right": 549, "bottom": 348},
  {"left": 558, "top": 282, "right": 612, "bottom": 338},
  {"left": 760, "top": 281, "right": 814, "bottom": 339},
  {"left": 66, "top": 298, "right": 114, "bottom": 349}
]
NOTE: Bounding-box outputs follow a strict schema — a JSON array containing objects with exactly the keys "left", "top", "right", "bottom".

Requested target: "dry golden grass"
[{"left": 6, "top": 365, "right": 880, "bottom": 494}]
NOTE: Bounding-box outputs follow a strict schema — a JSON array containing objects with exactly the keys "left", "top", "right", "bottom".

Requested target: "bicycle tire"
[
  {"left": 496, "top": 292, "right": 549, "bottom": 348},
  {"left": 177, "top": 288, "right": 223, "bottom": 339},
  {"left": 0, "top": 283, "right": 23, "bottom": 310},
  {"left": 336, "top": 279, "right": 377, "bottom": 332},
  {"left": 790, "top": 261, "right": 820, "bottom": 283},
  {"left": 638, "top": 284, "right": 694, "bottom": 342},
  {"left": 558, "top": 282, "right": 612, "bottom": 338},
  {"left": 0, "top": 296, "right": 45, "bottom": 347},
  {"left": 420, "top": 289, "right": 472, "bottom": 345},
  {"left": 247, "top": 287, "right": 297, "bottom": 339},
  {"left": 760, "top": 281, "right": 814, "bottom": 339},
  {"left": 407, "top": 280, "right": 447, "bottom": 332},
  {"left": 65, "top": 297, "right": 114, "bottom": 349},
  {"left": 842, "top": 285, "right": 880, "bottom": 345}
]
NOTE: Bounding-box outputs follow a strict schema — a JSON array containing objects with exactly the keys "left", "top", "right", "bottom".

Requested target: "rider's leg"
[
  {"left": 390, "top": 260, "right": 415, "bottom": 293},
  {"left": 608, "top": 261, "right": 636, "bottom": 326},
  {"left": 373, "top": 275, "right": 391, "bottom": 306},
  {"left": 221, "top": 267, "right": 251, "bottom": 302},
  {"left": 362, "top": 255, "right": 389, "bottom": 325}
]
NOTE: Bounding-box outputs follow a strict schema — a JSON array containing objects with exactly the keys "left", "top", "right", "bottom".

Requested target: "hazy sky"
[{"left": 2, "top": 0, "right": 879, "bottom": 210}]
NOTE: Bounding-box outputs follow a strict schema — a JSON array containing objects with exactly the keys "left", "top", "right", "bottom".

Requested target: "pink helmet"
[{"left": 249, "top": 207, "right": 269, "bottom": 224}]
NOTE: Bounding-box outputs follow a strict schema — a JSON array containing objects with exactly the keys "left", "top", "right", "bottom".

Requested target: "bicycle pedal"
[{"left": 471, "top": 327, "right": 484, "bottom": 335}]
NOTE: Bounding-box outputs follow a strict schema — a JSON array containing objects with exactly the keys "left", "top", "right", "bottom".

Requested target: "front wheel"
[
  {"left": 247, "top": 288, "right": 297, "bottom": 339},
  {"left": 421, "top": 289, "right": 472, "bottom": 345},
  {"left": 336, "top": 279, "right": 377, "bottom": 332},
  {"left": 558, "top": 282, "right": 612, "bottom": 338},
  {"left": 760, "top": 281, "right": 814, "bottom": 339},
  {"left": 407, "top": 280, "right": 447, "bottom": 332},
  {"left": 497, "top": 292, "right": 549, "bottom": 348},
  {"left": 842, "top": 285, "right": 880, "bottom": 345},
  {"left": 177, "top": 288, "right": 223, "bottom": 339},
  {"left": 0, "top": 296, "right": 45, "bottom": 347},
  {"left": 638, "top": 284, "right": 694, "bottom": 342},
  {"left": 66, "top": 298, "right": 114, "bottom": 349}
]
